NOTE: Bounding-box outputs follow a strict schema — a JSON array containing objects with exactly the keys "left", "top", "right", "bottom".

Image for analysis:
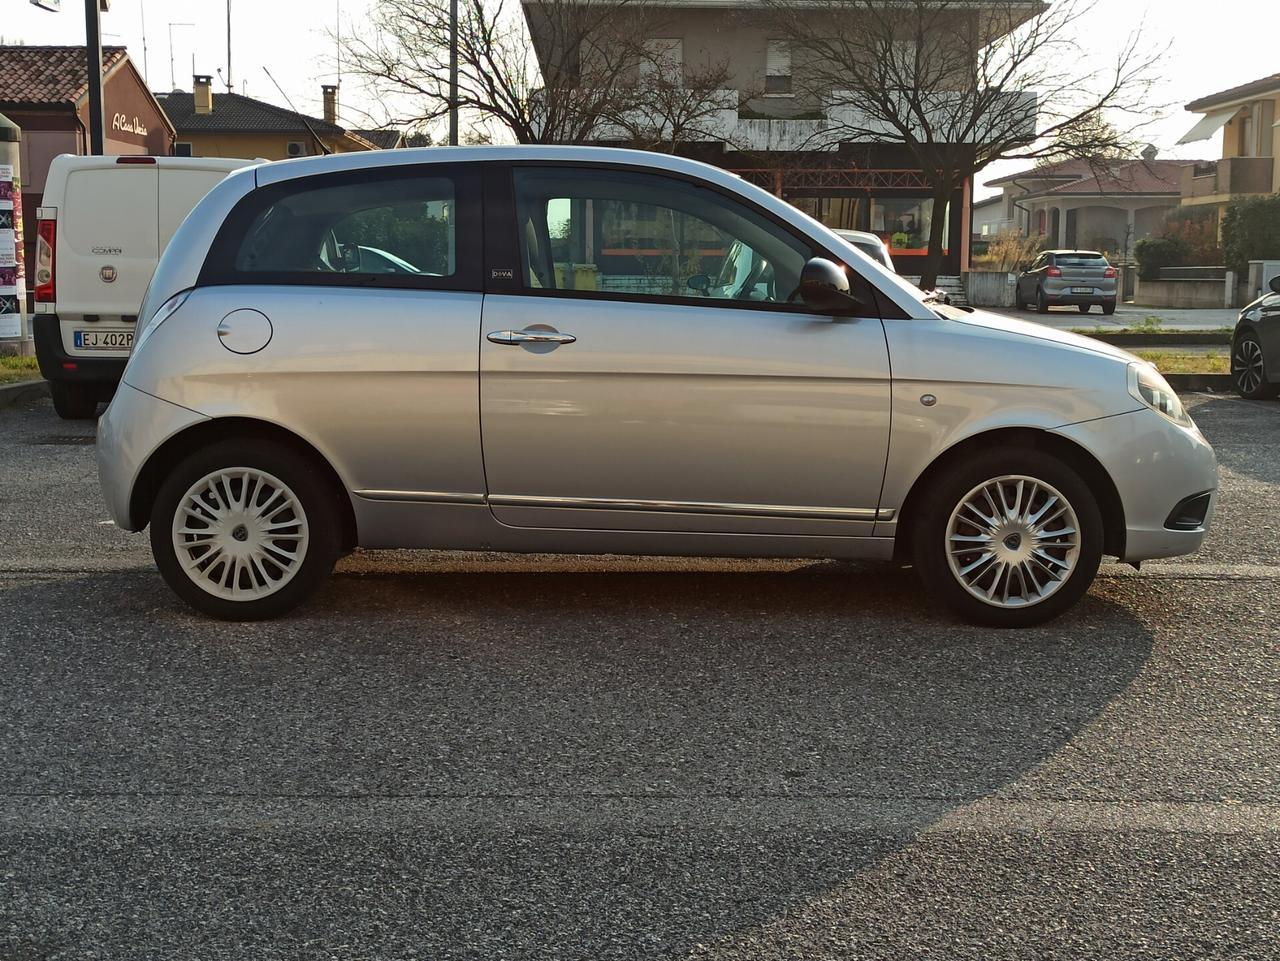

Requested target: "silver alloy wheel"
[
  {"left": 1233, "top": 338, "right": 1265, "bottom": 395},
  {"left": 171, "top": 468, "right": 310, "bottom": 600},
  {"left": 945, "top": 475, "right": 1081, "bottom": 609}
]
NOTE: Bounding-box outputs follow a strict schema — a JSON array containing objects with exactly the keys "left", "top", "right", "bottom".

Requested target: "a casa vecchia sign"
[{"left": 112, "top": 114, "right": 148, "bottom": 137}]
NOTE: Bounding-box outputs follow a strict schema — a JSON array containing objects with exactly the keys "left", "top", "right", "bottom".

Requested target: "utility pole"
[
  {"left": 84, "top": 0, "right": 105, "bottom": 155},
  {"left": 448, "top": 0, "right": 458, "bottom": 145},
  {"left": 225, "top": 0, "right": 232, "bottom": 93}
]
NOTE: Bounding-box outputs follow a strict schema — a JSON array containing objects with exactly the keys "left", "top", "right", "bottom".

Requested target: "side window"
[
  {"left": 203, "top": 166, "right": 479, "bottom": 290},
  {"left": 511, "top": 166, "right": 812, "bottom": 307}
]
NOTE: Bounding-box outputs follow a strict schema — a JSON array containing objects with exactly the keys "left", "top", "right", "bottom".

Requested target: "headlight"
[
  {"left": 131, "top": 289, "right": 191, "bottom": 355},
  {"left": 1128, "top": 362, "right": 1192, "bottom": 428}
]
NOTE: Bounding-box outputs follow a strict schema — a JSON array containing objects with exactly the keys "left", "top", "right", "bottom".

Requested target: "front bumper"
[
  {"left": 97, "top": 382, "right": 208, "bottom": 531},
  {"left": 1052, "top": 407, "right": 1218, "bottom": 562},
  {"left": 33, "top": 315, "right": 128, "bottom": 384}
]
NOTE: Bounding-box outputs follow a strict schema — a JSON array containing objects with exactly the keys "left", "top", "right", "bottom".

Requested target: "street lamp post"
[
  {"left": 84, "top": 0, "right": 105, "bottom": 155},
  {"left": 449, "top": 0, "right": 459, "bottom": 146}
]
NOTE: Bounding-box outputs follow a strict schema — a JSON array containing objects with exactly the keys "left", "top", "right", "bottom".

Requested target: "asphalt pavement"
[
  {"left": 1, "top": 393, "right": 1277, "bottom": 959},
  {"left": 988, "top": 303, "right": 1238, "bottom": 330}
]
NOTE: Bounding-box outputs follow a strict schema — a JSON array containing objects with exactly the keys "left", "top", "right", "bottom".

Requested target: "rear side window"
[
  {"left": 201, "top": 166, "right": 481, "bottom": 290},
  {"left": 1055, "top": 252, "right": 1109, "bottom": 267}
]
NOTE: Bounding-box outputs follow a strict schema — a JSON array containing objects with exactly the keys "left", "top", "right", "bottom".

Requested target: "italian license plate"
[
  {"left": 74, "top": 329, "right": 133, "bottom": 350},
  {"left": 1071, "top": 286, "right": 1093, "bottom": 294}
]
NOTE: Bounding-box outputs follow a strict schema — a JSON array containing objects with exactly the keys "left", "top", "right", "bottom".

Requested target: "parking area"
[{"left": 1, "top": 392, "right": 1278, "bottom": 959}]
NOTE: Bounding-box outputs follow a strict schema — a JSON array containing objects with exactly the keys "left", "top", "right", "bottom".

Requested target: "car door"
[
  {"left": 189, "top": 163, "right": 486, "bottom": 510},
  {"left": 478, "top": 163, "right": 892, "bottom": 536},
  {"left": 1019, "top": 253, "right": 1044, "bottom": 300}
]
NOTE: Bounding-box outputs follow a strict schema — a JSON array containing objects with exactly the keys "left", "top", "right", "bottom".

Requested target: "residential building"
[
  {"left": 0, "top": 44, "right": 174, "bottom": 298},
  {"left": 519, "top": 0, "right": 1038, "bottom": 278},
  {"left": 1177, "top": 72, "right": 1280, "bottom": 227},
  {"left": 352, "top": 128, "right": 407, "bottom": 150},
  {"left": 982, "top": 155, "right": 1197, "bottom": 258},
  {"left": 156, "top": 78, "right": 377, "bottom": 160},
  {"left": 970, "top": 195, "right": 1006, "bottom": 242}
]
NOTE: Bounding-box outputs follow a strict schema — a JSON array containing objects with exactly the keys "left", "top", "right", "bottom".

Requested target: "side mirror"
[
  {"left": 686, "top": 273, "right": 711, "bottom": 294},
  {"left": 798, "top": 257, "right": 862, "bottom": 313},
  {"left": 1269, "top": 275, "right": 1280, "bottom": 295}
]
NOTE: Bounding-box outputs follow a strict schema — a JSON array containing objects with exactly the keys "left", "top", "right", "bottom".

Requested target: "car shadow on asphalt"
[{"left": 2, "top": 565, "right": 1155, "bottom": 958}]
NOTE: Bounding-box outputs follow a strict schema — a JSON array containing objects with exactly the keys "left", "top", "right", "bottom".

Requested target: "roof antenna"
[{"left": 263, "top": 66, "right": 331, "bottom": 156}]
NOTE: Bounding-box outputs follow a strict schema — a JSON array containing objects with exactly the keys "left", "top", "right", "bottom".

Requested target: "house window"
[
  {"left": 1238, "top": 109, "right": 1255, "bottom": 157},
  {"left": 174, "top": 142, "right": 193, "bottom": 157},
  {"left": 641, "top": 39, "right": 683, "bottom": 86},
  {"left": 765, "top": 40, "right": 792, "bottom": 95}
]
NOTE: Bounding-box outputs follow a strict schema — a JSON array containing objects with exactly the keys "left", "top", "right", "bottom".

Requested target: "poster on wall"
[{"left": 0, "top": 163, "right": 20, "bottom": 338}]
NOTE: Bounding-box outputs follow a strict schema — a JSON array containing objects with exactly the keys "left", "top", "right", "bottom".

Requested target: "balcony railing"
[
  {"left": 587, "top": 87, "right": 1037, "bottom": 150},
  {"left": 1181, "top": 157, "right": 1275, "bottom": 199}
]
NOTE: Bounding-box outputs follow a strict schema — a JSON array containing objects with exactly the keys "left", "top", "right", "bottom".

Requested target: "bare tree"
[
  {"left": 602, "top": 53, "right": 744, "bottom": 153},
  {"left": 339, "top": 0, "right": 648, "bottom": 144},
  {"left": 765, "top": 0, "right": 1165, "bottom": 287}
]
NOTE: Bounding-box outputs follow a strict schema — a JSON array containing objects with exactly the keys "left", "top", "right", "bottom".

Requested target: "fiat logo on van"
[{"left": 100, "top": 265, "right": 118, "bottom": 283}]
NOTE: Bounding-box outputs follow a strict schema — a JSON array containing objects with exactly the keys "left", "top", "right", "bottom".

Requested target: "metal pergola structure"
[{"left": 730, "top": 167, "right": 934, "bottom": 196}]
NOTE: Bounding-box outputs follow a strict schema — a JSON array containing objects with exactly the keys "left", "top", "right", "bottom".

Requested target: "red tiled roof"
[
  {"left": 1039, "top": 159, "right": 1198, "bottom": 196},
  {"left": 0, "top": 45, "right": 129, "bottom": 108},
  {"left": 1187, "top": 72, "right": 1280, "bottom": 112}
]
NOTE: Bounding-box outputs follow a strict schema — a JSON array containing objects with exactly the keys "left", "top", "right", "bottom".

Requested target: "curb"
[
  {"left": 0, "top": 378, "right": 49, "bottom": 409},
  {"left": 1165, "top": 373, "right": 1234, "bottom": 391}
]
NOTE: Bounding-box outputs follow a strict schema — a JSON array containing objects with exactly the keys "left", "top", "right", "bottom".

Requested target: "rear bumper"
[
  {"left": 1043, "top": 290, "right": 1117, "bottom": 306},
  {"left": 33, "top": 314, "right": 128, "bottom": 384},
  {"left": 97, "top": 382, "right": 208, "bottom": 531}
]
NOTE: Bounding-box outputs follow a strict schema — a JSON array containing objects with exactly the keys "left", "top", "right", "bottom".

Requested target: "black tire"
[
  {"left": 1102, "top": 300, "right": 1116, "bottom": 316},
  {"left": 1036, "top": 287, "right": 1049, "bottom": 314},
  {"left": 912, "top": 448, "right": 1104, "bottom": 628},
  {"left": 49, "top": 380, "right": 99, "bottom": 420},
  {"left": 1232, "top": 330, "right": 1280, "bottom": 400},
  {"left": 149, "top": 439, "right": 342, "bottom": 620},
  {"left": 1078, "top": 304, "right": 1091, "bottom": 314}
]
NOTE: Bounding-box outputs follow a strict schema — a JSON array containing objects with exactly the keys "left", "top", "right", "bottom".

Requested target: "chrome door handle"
[{"left": 487, "top": 328, "right": 576, "bottom": 346}]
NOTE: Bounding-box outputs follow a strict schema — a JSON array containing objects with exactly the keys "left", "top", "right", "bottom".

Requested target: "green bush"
[
  {"left": 1222, "top": 194, "right": 1280, "bottom": 274},
  {"left": 1134, "top": 236, "right": 1190, "bottom": 280}
]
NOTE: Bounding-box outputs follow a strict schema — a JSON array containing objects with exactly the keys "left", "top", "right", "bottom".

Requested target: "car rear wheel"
[
  {"left": 1232, "top": 331, "right": 1279, "bottom": 399},
  {"left": 1102, "top": 300, "right": 1116, "bottom": 316},
  {"left": 913, "top": 448, "right": 1104, "bottom": 627},
  {"left": 1078, "top": 304, "right": 1091, "bottom": 314},
  {"left": 1036, "top": 287, "right": 1049, "bottom": 313},
  {"left": 150, "top": 439, "right": 341, "bottom": 620},
  {"left": 49, "top": 381, "right": 99, "bottom": 420}
]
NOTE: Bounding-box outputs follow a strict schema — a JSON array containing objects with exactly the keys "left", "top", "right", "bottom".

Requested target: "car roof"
[
  {"left": 1046, "top": 249, "right": 1104, "bottom": 257},
  {"left": 252, "top": 144, "right": 744, "bottom": 189}
]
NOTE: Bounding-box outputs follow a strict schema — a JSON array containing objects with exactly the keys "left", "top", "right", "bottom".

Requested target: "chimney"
[
  {"left": 322, "top": 84, "right": 338, "bottom": 126},
  {"left": 193, "top": 75, "right": 213, "bottom": 115}
]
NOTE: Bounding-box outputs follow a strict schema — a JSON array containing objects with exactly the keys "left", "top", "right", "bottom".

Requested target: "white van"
[{"left": 33, "top": 154, "right": 253, "bottom": 418}]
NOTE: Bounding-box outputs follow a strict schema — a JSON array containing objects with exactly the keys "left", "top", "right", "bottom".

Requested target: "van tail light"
[
  {"left": 1103, "top": 266, "right": 1118, "bottom": 279},
  {"left": 35, "top": 217, "right": 56, "bottom": 304},
  {"left": 1045, "top": 266, "right": 1062, "bottom": 278}
]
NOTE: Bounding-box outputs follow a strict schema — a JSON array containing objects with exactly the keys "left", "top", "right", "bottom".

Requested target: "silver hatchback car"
[{"left": 98, "top": 147, "right": 1217, "bottom": 626}]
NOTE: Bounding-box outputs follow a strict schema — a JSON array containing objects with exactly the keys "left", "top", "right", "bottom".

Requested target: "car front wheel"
[
  {"left": 1232, "top": 331, "right": 1279, "bottom": 399},
  {"left": 150, "top": 439, "right": 341, "bottom": 620},
  {"left": 913, "top": 449, "right": 1104, "bottom": 627}
]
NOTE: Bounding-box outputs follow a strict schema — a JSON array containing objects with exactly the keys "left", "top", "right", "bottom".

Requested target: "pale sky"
[{"left": 5, "top": 0, "right": 1274, "bottom": 196}]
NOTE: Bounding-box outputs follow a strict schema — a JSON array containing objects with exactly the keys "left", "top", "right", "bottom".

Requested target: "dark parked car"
[
  {"left": 1232, "top": 274, "right": 1280, "bottom": 399},
  {"left": 1016, "top": 250, "right": 1118, "bottom": 315}
]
